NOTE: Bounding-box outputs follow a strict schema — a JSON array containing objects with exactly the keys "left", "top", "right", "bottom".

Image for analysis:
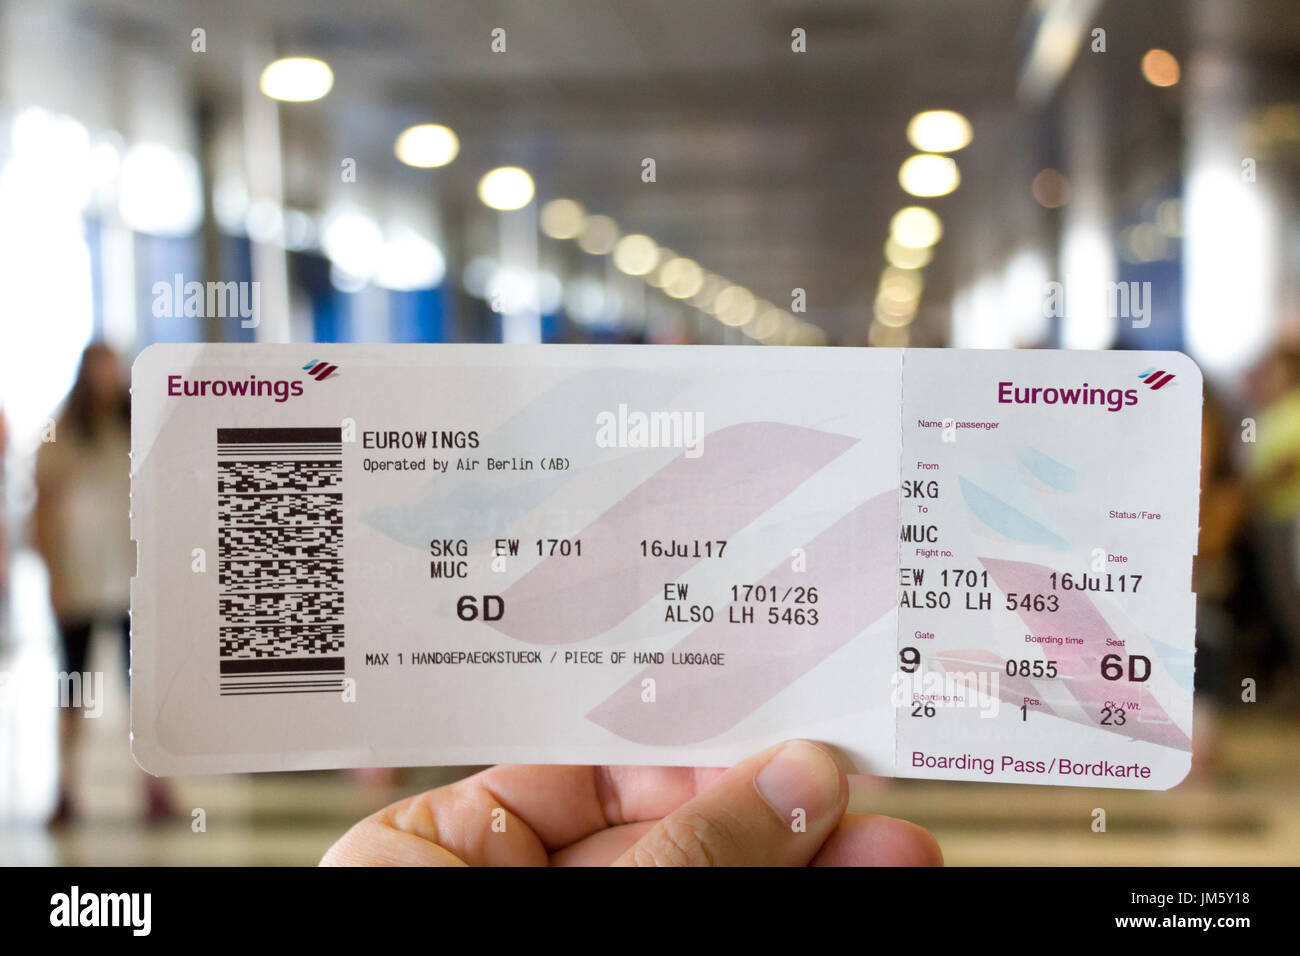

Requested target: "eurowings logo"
[
  {"left": 303, "top": 359, "right": 339, "bottom": 381},
  {"left": 1137, "top": 367, "right": 1175, "bottom": 390}
]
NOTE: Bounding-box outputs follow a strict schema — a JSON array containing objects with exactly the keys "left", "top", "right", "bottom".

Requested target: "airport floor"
[{"left": 2, "top": 631, "right": 1298, "bottom": 866}]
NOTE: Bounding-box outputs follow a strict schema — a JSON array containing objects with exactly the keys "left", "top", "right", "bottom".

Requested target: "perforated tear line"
[{"left": 892, "top": 348, "right": 907, "bottom": 780}]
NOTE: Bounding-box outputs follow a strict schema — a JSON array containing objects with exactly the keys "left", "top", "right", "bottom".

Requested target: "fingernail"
[{"left": 755, "top": 741, "right": 841, "bottom": 824}]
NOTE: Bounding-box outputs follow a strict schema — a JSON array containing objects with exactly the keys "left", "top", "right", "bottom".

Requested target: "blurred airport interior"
[{"left": 1, "top": 0, "right": 1299, "bottom": 865}]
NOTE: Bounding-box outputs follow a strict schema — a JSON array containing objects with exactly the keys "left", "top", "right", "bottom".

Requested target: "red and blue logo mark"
[
  {"left": 302, "top": 359, "right": 339, "bottom": 381},
  {"left": 1137, "top": 367, "right": 1175, "bottom": 390}
]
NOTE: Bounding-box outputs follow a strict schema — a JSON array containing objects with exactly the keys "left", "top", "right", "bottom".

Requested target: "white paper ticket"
[{"left": 129, "top": 344, "right": 1202, "bottom": 788}]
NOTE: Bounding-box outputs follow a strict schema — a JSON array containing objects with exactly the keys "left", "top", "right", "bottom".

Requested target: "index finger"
[
  {"left": 491, "top": 763, "right": 729, "bottom": 848},
  {"left": 324, "top": 763, "right": 725, "bottom": 866}
]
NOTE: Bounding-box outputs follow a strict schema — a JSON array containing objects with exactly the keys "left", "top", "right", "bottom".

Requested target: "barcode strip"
[
  {"left": 218, "top": 449, "right": 341, "bottom": 455},
  {"left": 217, "top": 427, "right": 342, "bottom": 444},
  {"left": 217, "top": 427, "right": 344, "bottom": 696},
  {"left": 220, "top": 655, "right": 348, "bottom": 676},
  {"left": 222, "top": 688, "right": 344, "bottom": 696},
  {"left": 220, "top": 680, "right": 343, "bottom": 688}
]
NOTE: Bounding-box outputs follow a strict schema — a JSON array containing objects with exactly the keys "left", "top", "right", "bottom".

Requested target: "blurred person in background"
[
  {"left": 1, "top": 410, "right": 8, "bottom": 659},
  {"left": 1245, "top": 346, "right": 1300, "bottom": 706},
  {"left": 33, "top": 343, "right": 174, "bottom": 825},
  {"left": 1, "top": 410, "right": 8, "bottom": 626},
  {"left": 1192, "top": 387, "right": 1248, "bottom": 773}
]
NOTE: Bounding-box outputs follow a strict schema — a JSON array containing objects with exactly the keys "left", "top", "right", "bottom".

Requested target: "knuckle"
[{"left": 638, "top": 811, "right": 739, "bottom": 867}]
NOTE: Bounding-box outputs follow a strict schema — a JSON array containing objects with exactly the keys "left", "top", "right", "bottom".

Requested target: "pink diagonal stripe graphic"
[
  {"left": 489, "top": 422, "right": 858, "bottom": 645},
  {"left": 975, "top": 557, "right": 1191, "bottom": 751},
  {"left": 586, "top": 489, "right": 898, "bottom": 745}
]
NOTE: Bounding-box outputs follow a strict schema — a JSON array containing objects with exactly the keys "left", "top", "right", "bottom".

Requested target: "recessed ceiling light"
[
  {"left": 1141, "top": 49, "right": 1180, "bottom": 87},
  {"left": 259, "top": 57, "right": 334, "bottom": 102},
  {"left": 394, "top": 124, "right": 459, "bottom": 168},
  {"left": 885, "top": 237, "right": 932, "bottom": 269},
  {"left": 540, "top": 199, "right": 586, "bottom": 238},
  {"left": 477, "top": 167, "right": 535, "bottom": 210},
  {"left": 660, "top": 258, "right": 704, "bottom": 299},
  {"left": 889, "top": 206, "right": 943, "bottom": 248},
  {"left": 577, "top": 214, "right": 619, "bottom": 254},
  {"left": 899, "top": 153, "right": 960, "bottom": 197},
  {"left": 612, "top": 234, "right": 659, "bottom": 275},
  {"left": 906, "top": 110, "right": 972, "bottom": 152}
]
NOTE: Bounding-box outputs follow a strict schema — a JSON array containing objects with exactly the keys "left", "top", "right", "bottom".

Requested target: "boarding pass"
[{"left": 130, "top": 344, "right": 1202, "bottom": 788}]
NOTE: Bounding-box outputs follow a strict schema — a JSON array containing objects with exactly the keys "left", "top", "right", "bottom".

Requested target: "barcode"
[{"left": 216, "top": 427, "right": 345, "bottom": 695}]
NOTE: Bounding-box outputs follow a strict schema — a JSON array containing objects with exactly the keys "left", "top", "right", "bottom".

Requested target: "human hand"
[{"left": 321, "top": 739, "right": 941, "bottom": 866}]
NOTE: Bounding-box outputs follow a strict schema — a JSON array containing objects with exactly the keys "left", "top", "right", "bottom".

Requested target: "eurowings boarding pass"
[{"left": 129, "top": 344, "right": 1202, "bottom": 788}]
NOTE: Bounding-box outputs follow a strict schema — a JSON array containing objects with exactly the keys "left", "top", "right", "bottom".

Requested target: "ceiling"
[
  {"left": 49, "top": 0, "right": 1046, "bottom": 339},
  {"left": 37, "top": 0, "right": 1300, "bottom": 342}
]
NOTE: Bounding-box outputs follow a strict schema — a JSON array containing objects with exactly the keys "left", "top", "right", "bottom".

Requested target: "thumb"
[{"left": 614, "top": 740, "right": 846, "bottom": 867}]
